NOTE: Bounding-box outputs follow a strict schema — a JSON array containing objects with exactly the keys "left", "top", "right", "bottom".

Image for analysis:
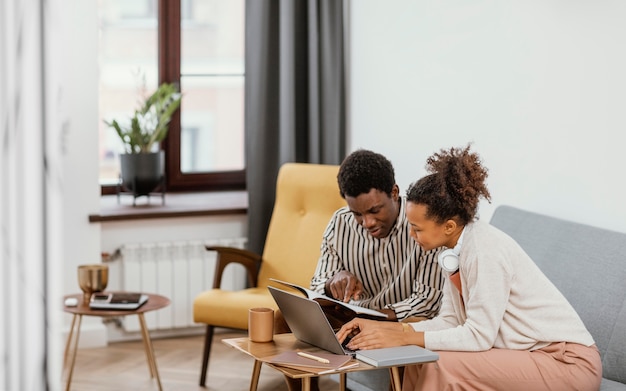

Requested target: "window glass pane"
[
  {"left": 98, "top": 0, "right": 158, "bottom": 185},
  {"left": 181, "top": 0, "right": 244, "bottom": 75},
  {"left": 180, "top": 0, "right": 244, "bottom": 174},
  {"left": 180, "top": 75, "right": 244, "bottom": 173}
]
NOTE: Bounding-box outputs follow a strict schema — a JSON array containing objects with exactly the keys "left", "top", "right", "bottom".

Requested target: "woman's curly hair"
[
  {"left": 406, "top": 144, "right": 491, "bottom": 225},
  {"left": 337, "top": 149, "right": 395, "bottom": 198}
]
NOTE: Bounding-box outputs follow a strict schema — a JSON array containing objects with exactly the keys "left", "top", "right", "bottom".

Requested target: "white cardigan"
[{"left": 410, "top": 220, "right": 594, "bottom": 352}]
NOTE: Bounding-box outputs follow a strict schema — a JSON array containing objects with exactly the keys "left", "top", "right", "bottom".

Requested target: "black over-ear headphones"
[{"left": 437, "top": 227, "right": 465, "bottom": 273}]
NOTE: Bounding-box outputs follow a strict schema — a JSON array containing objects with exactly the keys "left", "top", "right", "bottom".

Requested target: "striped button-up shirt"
[{"left": 310, "top": 197, "right": 444, "bottom": 320}]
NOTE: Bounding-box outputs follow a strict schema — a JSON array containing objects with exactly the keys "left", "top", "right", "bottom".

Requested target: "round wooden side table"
[{"left": 62, "top": 292, "right": 170, "bottom": 391}]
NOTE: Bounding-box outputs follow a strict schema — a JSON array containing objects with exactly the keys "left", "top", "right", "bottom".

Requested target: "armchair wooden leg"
[{"left": 199, "top": 325, "right": 215, "bottom": 387}]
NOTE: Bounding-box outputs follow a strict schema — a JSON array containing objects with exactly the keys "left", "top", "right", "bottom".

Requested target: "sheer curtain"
[
  {"left": 0, "top": 0, "right": 64, "bottom": 389},
  {"left": 245, "top": 0, "right": 347, "bottom": 254}
]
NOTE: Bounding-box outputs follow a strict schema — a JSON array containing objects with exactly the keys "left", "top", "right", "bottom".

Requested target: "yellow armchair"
[{"left": 193, "top": 162, "right": 346, "bottom": 386}]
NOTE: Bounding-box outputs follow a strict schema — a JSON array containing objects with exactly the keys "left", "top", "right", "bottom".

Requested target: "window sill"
[{"left": 88, "top": 191, "right": 248, "bottom": 223}]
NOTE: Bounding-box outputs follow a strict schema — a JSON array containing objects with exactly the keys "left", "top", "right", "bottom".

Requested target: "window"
[{"left": 98, "top": 0, "right": 245, "bottom": 194}]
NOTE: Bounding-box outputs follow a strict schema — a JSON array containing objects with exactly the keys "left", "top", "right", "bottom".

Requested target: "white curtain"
[{"left": 0, "top": 0, "right": 64, "bottom": 390}]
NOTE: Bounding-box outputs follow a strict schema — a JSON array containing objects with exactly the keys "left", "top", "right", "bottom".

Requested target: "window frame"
[{"left": 101, "top": 0, "right": 245, "bottom": 195}]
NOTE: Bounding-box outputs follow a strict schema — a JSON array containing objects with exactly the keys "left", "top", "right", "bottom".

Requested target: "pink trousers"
[{"left": 402, "top": 342, "right": 602, "bottom": 391}]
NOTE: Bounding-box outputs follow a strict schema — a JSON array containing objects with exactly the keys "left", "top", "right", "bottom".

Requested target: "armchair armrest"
[{"left": 205, "top": 246, "right": 262, "bottom": 289}]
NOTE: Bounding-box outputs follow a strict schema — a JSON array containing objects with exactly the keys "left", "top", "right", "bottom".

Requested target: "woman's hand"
[{"left": 336, "top": 318, "right": 408, "bottom": 350}]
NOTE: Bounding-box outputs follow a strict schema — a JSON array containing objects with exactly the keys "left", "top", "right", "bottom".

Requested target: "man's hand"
[{"left": 325, "top": 271, "right": 364, "bottom": 302}]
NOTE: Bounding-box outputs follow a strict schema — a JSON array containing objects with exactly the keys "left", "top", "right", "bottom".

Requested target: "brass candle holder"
[{"left": 77, "top": 264, "right": 109, "bottom": 304}]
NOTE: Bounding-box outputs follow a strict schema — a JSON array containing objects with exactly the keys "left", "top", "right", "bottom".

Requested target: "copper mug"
[{"left": 248, "top": 307, "right": 274, "bottom": 342}]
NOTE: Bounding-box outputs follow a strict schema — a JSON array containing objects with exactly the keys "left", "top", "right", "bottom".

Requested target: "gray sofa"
[{"left": 346, "top": 205, "right": 626, "bottom": 391}]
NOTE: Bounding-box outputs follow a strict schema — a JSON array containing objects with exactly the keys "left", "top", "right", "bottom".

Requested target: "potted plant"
[{"left": 104, "top": 82, "right": 182, "bottom": 198}]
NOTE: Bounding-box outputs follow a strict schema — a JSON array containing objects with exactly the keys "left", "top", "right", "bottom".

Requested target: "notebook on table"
[
  {"left": 265, "top": 350, "right": 358, "bottom": 375},
  {"left": 355, "top": 345, "right": 439, "bottom": 367},
  {"left": 89, "top": 292, "right": 149, "bottom": 310}
]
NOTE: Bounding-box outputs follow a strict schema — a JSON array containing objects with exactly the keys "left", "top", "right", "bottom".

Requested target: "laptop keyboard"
[{"left": 342, "top": 335, "right": 358, "bottom": 354}]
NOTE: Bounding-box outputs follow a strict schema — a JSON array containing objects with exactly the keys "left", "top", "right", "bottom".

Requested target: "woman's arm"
[{"left": 336, "top": 318, "right": 426, "bottom": 350}]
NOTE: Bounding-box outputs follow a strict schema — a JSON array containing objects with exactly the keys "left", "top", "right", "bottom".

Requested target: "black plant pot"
[{"left": 120, "top": 151, "right": 165, "bottom": 197}]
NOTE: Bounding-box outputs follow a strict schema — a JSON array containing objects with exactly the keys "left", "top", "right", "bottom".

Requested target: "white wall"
[
  {"left": 62, "top": 0, "right": 107, "bottom": 348},
  {"left": 64, "top": 0, "right": 101, "bottom": 277},
  {"left": 100, "top": 216, "right": 247, "bottom": 255},
  {"left": 349, "top": 1, "right": 626, "bottom": 234}
]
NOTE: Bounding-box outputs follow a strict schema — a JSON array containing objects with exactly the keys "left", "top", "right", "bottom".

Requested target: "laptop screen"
[{"left": 268, "top": 286, "right": 356, "bottom": 356}]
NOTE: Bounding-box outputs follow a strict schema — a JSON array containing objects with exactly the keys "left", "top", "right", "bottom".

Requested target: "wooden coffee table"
[
  {"left": 62, "top": 292, "right": 170, "bottom": 391},
  {"left": 223, "top": 333, "right": 405, "bottom": 391}
]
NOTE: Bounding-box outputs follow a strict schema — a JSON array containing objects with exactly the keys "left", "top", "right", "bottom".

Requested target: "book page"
[
  {"left": 275, "top": 360, "right": 360, "bottom": 375},
  {"left": 270, "top": 278, "right": 388, "bottom": 319}
]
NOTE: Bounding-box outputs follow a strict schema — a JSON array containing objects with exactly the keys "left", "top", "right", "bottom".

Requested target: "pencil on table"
[{"left": 297, "top": 351, "right": 330, "bottom": 364}]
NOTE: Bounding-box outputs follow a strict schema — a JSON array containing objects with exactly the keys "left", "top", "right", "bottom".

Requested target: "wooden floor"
[{"left": 63, "top": 329, "right": 341, "bottom": 391}]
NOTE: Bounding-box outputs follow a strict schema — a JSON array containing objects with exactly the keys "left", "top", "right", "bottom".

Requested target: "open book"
[{"left": 269, "top": 278, "right": 388, "bottom": 325}]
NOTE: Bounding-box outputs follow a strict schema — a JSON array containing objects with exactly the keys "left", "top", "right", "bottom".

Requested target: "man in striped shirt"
[
  {"left": 283, "top": 149, "right": 444, "bottom": 391},
  {"left": 310, "top": 149, "right": 443, "bottom": 322}
]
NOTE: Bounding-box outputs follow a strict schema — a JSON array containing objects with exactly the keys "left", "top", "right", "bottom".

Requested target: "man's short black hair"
[{"left": 337, "top": 149, "right": 396, "bottom": 198}]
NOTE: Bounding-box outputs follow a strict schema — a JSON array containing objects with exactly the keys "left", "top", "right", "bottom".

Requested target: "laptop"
[{"left": 268, "top": 286, "right": 357, "bottom": 356}]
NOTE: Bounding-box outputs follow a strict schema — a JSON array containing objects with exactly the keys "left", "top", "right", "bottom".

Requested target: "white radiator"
[{"left": 115, "top": 238, "right": 248, "bottom": 333}]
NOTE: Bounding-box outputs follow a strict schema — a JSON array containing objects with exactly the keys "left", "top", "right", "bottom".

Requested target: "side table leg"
[
  {"left": 138, "top": 314, "right": 156, "bottom": 378},
  {"left": 138, "top": 313, "right": 163, "bottom": 391},
  {"left": 390, "top": 367, "right": 402, "bottom": 391},
  {"left": 249, "top": 359, "right": 262, "bottom": 391},
  {"left": 301, "top": 377, "right": 311, "bottom": 391},
  {"left": 339, "top": 373, "right": 347, "bottom": 391},
  {"left": 65, "top": 314, "right": 83, "bottom": 391},
  {"left": 63, "top": 314, "right": 78, "bottom": 367}
]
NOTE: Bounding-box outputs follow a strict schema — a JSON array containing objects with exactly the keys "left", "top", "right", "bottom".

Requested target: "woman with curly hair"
[{"left": 336, "top": 145, "right": 601, "bottom": 390}]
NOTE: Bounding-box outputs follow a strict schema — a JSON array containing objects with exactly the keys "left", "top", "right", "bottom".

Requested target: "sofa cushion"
[
  {"left": 490, "top": 205, "right": 626, "bottom": 386},
  {"left": 604, "top": 378, "right": 626, "bottom": 391}
]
